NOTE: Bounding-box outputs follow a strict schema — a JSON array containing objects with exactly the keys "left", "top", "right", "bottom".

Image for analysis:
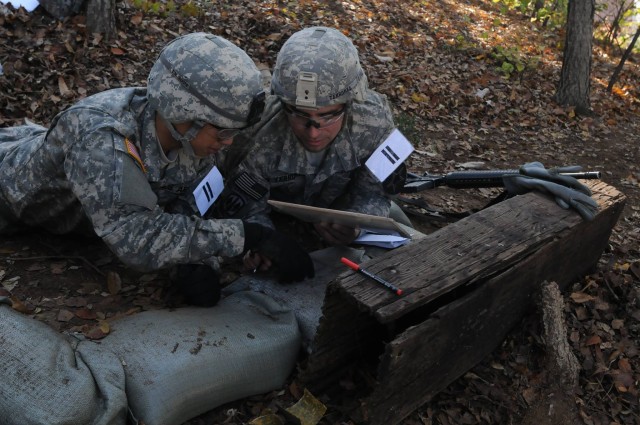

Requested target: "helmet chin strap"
[{"left": 161, "top": 116, "right": 203, "bottom": 157}]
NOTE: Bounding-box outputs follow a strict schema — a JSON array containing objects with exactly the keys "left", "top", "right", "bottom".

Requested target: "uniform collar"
[
  {"left": 277, "top": 118, "right": 361, "bottom": 180},
  {"left": 140, "top": 106, "right": 171, "bottom": 181}
]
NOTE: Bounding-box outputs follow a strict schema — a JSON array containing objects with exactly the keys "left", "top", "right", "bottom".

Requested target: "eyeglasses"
[
  {"left": 214, "top": 125, "right": 242, "bottom": 141},
  {"left": 192, "top": 120, "right": 242, "bottom": 141},
  {"left": 283, "top": 104, "right": 346, "bottom": 129}
]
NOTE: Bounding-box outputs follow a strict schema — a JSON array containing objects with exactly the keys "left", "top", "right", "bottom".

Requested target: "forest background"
[{"left": 0, "top": 0, "right": 639, "bottom": 424}]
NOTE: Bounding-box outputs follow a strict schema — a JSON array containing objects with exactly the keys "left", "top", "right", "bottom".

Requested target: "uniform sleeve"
[
  {"left": 62, "top": 130, "right": 245, "bottom": 272},
  {"left": 211, "top": 145, "right": 275, "bottom": 229},
  {"left": 339, "top": 93, "right": 395, "bottom": 217},
  {"left": 342, "top": 165, "right": 391, "bottom": 217}
]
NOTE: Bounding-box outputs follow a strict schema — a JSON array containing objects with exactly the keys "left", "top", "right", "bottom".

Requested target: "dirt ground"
[
  {"left": 1, "top": 126, "right": 637, "bottom": 425},
  {"left": 1, "top": 0, "right": 639, "bottom": 424}
]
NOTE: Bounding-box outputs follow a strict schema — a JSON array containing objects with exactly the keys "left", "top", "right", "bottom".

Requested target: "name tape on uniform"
[
  {"left": 194, "top": 166, "right": 224, "bottom": 216},
  {"left": 365, "top": 129, "right": 414, "bottom": 182}
]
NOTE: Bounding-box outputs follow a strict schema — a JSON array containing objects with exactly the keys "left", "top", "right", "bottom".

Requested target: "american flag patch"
[
  {"left": 124, "top": 138, "right": 146, "bottom": 173},
  {"left": 233, "top": 171, "right": 267, "bottom": 201}
]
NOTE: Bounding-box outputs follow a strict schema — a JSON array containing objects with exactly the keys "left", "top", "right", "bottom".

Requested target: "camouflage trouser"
[
  {"left": 0, "top": 203, "right": 20, "bottom": 235},
  {"left": 0, "top": 210, "right": 19, "bottom": 235},
  {"left": 0, "top": 121, "right": 48, "bottom": 235},
  {"left": 390, "top": 201, "right": 413, "bottom": 228},
  {"left": 0, "top": 193, "right": 13, "bottom": 234}
]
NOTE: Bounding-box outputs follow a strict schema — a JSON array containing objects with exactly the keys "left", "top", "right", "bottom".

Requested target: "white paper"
[
  {"left": 365, "top": 128, "right": 414, "bottom": 182},
  {"left": 193, "top": 166, "right": 224, "bottom": 216},
  {"left": 354, "top": 230, "right": 409, "bottom": 249},
  {"left": 1, "top": 0, "right": 39, "bottom": 12}
]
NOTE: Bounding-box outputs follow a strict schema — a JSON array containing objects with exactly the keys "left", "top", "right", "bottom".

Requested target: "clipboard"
[{"left": 267, "top": 200, "right": 412, "bottom": 238}]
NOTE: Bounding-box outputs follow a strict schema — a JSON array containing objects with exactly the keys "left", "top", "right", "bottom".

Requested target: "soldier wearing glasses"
[
  {"left": 0, "top": 33, "right": 315, "bottom": 306},
  {"left": 215, "top": 27, "right": 411, "bottom": 272}
]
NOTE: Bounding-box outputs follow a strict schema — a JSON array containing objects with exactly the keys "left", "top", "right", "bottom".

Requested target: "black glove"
[
  {"left": 243, "top": 221, "right": 315, "bottom": 283},
  {"left": 170, "top": 264, "right": 221, "bottom": 307},
  {"left": 502, "top": 174, "right": 599, "bottom": 221}
]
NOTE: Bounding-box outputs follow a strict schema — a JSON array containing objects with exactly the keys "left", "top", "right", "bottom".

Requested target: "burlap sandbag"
[
  {"left": 98, "top": 290, "right": 301, "bottom": 425},
  {"left": 223, "top": 246, "right": 367, "bottom": 352},
  {"left": 0, "top": 299, "right": 128, "bottom": 425}
]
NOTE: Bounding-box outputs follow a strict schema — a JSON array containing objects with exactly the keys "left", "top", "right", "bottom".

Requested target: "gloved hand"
[
  {"left": 518, "top": 162, "right": 592, "bottom": 195},
  {"left": 170, "top": 264, "right": 221, "bottom": 307},
  {"left": 502, "top": 174, "right": 599, "bottom": 221},
  {"left": 243, "top": 221, "right": 315, "bottom": 283}
]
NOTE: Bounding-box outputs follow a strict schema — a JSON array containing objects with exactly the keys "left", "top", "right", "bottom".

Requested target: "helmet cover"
[
  {"left": 148, "top": 32, "right": 265, "bottom": 128},
  {"left": 271, "top": 27, "right": 368, "bottom": 108}
]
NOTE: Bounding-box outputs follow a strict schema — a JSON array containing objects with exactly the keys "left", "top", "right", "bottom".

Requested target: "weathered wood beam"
[{"left": 301, "top": 181, "right": 625, "bottom": 425}]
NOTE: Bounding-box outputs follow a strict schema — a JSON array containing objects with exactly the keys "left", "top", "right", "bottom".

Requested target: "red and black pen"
[{"left": 340, "top": 257, "right": 404, "bottom": 296}]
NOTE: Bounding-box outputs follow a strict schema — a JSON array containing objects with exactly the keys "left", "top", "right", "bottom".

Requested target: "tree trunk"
[
  {"left": 554, "top": 0, "right": 595, "bottom": 114},
  {"left": 521, "top": 281, "right": 581, "bottom": 425},
  {"left": 605, "top": 0, "right": 632, "bottom": 47},
  {"left": 607, "top": 25, "right": 640, "bottom": 92},
  {"left": 542, "top": 0, "right": 558, "bottom": 27},
  {"left": 38, "top": 0, "right": 84, "bottom": 19},
  {"left": 86, "top": 0, "right": 116, "bottom": 40}
]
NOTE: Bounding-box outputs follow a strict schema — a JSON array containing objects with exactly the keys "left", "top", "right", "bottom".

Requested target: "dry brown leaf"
[
  {"left": 611, "top": 319, "right": 624, "bottom": 330},
  {"left": 107, "top": 271, "right": 122, "bottom": 295},
  {"left": 570, "top": 292, "right": 595, "bottom": 303},
  {"left": 248, "top": 415, "right": 284, "bottom": 425},
  {"left": 75, "top": 308, "right": 97, "bottom": 320},
  {"left": 10, "top": 296, "right": 33, "bottom": 314},
  {"left": 130, "top": 13, "right": 143, "bottom": 25},
  {"left": 266, "top": 32, "right": 283, "bottom": 41},
  {"left": 84, "top": 320, "right": 110, "bottom": 340},
  {"left": 585, "top": 335, "right": 602, "bottom": 346},
  {"left": 57, "top": 309, "right": 75, "bottom": 322},
  {"left": 617, "top": 357, "right": 632, "bottom": 373},
  {"left": 283, "top": 389, "right": 327, "bottom": 425}
]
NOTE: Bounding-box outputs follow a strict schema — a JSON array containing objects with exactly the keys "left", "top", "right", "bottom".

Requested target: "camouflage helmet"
[
  {"left": 147, "top": 32, "right": 265, "bottom": 129},
  {"left": 271, "top": 27, "right": 368, "bottom": 109}
]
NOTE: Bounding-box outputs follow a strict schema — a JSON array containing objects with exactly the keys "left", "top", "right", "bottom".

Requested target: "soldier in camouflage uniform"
[
  {"left": 213, "top": 27, "right": 411, "bottom": 271},
  {"left": 0, "top": 32, "right": 314, "bottom": 306}
]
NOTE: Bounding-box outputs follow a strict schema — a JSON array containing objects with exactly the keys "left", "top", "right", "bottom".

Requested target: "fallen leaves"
[
  {"left": 571, "top": 291, "right": 596, "bottom": 303},
  {"left": 83, "top": 320, "right": 110, "bottom": 340},
  {"left": 107, "top": 271, "right": 122, "bottom": 295},
  {"left": 0, "top": 1, "right": 639, "bottom": 425},
  {"left": 282, "top": 389, "right": 327, "bottom": 425}
]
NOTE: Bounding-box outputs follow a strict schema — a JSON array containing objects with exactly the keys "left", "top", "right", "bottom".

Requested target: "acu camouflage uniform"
[
  {"left": 0, "top": 89, "right": 244, "bottom": 271},
  {"left": 215, "top": 26, "right": 396, "bottom": 228},
  {"left": 216, "top": 92, "right": 395, "bottom": 226},
  {"left": 0, "top": 33, "right": 264, "bottom": 272}
]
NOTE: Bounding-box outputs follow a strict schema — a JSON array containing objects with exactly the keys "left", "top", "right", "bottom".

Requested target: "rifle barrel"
[{"left": 561, "top": 171, "right": 602, "bottom": 179}]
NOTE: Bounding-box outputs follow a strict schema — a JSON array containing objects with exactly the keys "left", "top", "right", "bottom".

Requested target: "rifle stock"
[{"left": 402, "top": 170, "right": 602, "bottom": 193}]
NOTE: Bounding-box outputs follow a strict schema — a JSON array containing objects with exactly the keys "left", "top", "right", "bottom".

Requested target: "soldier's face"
[
  {"left": 285, "top": 104, "right": 345, "bottom": 152},
  {"left": 189, "top": 124, "right": 235, "bottom": 157}
]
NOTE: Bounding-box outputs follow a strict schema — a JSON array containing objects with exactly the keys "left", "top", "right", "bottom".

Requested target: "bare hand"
[
  {"left": 314, "top": 222, "right": 360, "bottom": 245},
  {"left": 243, "top": 250, "right": 272, "bottom": 273}
]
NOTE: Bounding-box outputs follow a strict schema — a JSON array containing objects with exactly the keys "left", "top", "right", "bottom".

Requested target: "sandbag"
[
  {"left": 98, "top": 291, "right": 301, "bottom": 425},
  {"left": 0, "top": 299, "right": 128, "bottom": 425},
  {"left": 223, "top": 246, "right": 367, "bottom": 352}
]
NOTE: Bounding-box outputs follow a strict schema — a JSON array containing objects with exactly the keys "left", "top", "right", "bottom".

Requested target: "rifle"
[{"left": 401, "top": 169, "right": 602, "bottom": 193}]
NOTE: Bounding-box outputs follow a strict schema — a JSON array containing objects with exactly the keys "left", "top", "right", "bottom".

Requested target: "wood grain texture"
[{"left": 302, "top": 181, "right": 625, "bottom": 425}]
